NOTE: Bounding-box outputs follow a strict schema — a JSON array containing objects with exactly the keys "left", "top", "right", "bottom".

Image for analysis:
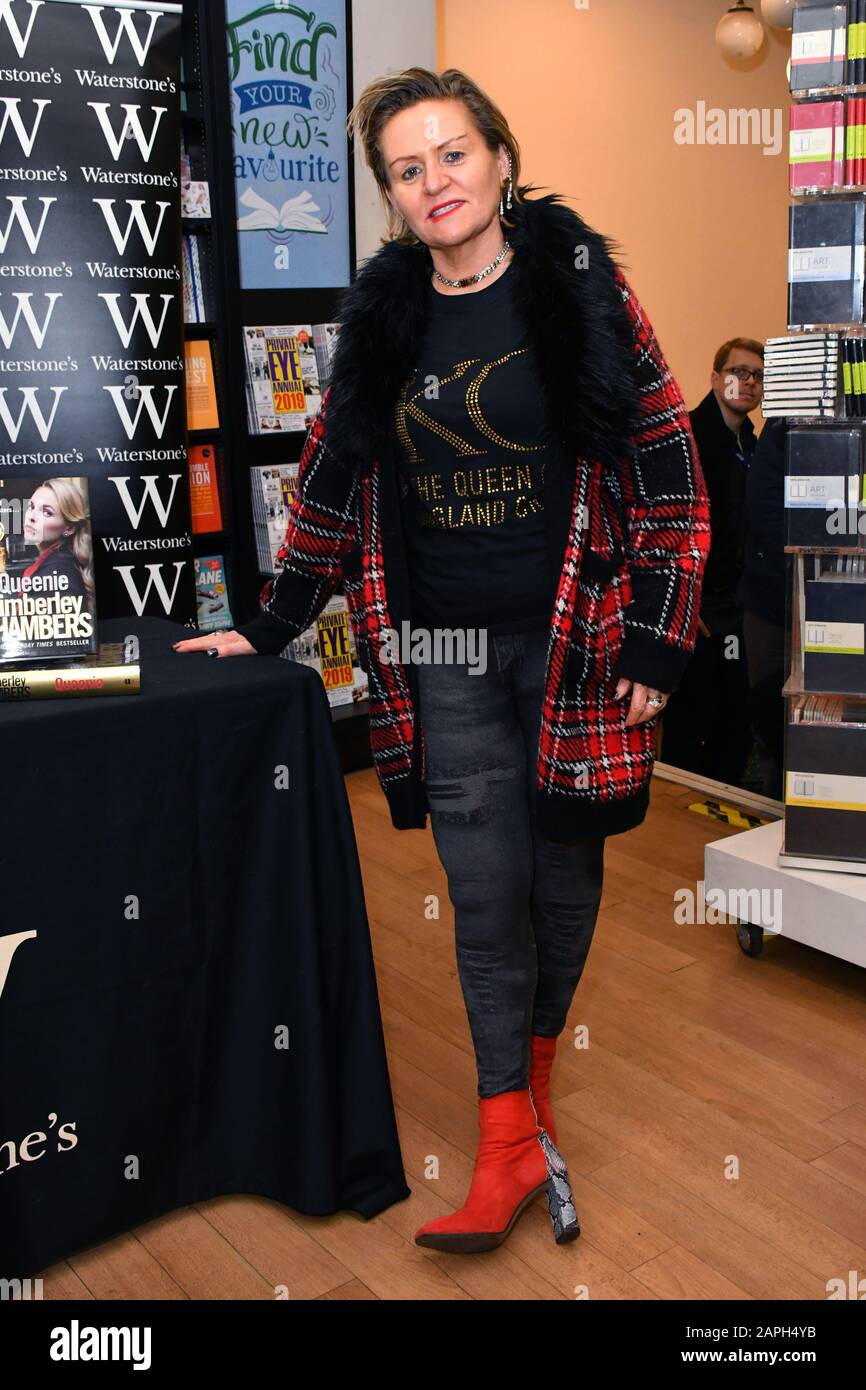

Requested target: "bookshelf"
[
  {"left": 180, "top": 0, "right": 371, "bottom": 772},
  {"left": 180, "top": 0, "right": 236, "bottom": 633}
]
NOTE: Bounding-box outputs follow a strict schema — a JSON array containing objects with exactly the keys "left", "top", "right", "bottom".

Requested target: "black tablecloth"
[{"left": 0, "top": 617, "right": 410, "bottom": 1277}]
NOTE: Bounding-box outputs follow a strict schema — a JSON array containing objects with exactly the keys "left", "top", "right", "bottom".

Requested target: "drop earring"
[{"left": 499, "top": 159, "right": 513, "bottom": 216}]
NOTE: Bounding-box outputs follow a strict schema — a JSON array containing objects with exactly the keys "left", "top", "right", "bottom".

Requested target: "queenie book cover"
[{"left": 0, "top": 475, "right": 99, "bottom": 664}]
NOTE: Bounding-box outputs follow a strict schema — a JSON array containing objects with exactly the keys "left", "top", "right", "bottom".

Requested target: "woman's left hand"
[{"left": 614, "top": 677, "right": 669, "bottom": 727}]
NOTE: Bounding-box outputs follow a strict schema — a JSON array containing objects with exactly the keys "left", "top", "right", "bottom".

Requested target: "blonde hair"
[
  {"left": 714, "top": 337, "right": 765, "bottom": 372},
  {"left": 39, "top": 478, "right": 96, "bottom": 609},
  {"left": 347, "top": 66, "right": 522, "bottom": 246}
]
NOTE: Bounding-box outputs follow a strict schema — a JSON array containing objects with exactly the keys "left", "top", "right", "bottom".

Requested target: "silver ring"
[{"left": 647, "top": 695, "right": 665, "bottom": 707}]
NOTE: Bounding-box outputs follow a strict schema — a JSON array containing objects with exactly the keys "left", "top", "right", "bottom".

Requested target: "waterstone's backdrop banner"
[
  {"left": 0, "top": 0, "right": 195, "bottom": 623},
  {"left": 226, "top": 0, "right": 350, "bottom": 290}
]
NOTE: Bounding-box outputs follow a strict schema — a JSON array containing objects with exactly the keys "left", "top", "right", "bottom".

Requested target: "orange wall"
[{"left": 437, "top": 0, "right": 793, "bottom": 421}]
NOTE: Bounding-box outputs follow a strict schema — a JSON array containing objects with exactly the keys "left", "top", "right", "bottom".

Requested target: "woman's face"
[
  {"left": 24, "top": 488, "right": 67, "bottom": 546},
  {"left": 379, "top": 97, "right": 508, "bottom": 249}
]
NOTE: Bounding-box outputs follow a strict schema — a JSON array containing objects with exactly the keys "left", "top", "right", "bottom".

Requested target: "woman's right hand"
[{"left": 172, "top": 629, "right": 257, "bottom": 657}]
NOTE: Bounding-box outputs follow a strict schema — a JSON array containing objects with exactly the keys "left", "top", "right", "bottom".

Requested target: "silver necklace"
[{"left": 432, "top": 240, "right": 512, "bottom": 289}]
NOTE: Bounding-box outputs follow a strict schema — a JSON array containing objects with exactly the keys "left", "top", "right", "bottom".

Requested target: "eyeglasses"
[{"left": 723, "top": 367, "right": 764, "bottom": 384}]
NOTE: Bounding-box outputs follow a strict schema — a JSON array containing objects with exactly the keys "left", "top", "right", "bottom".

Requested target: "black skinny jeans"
[{"left": 415, "top": 628, "right": 605, "bottom": 1099}]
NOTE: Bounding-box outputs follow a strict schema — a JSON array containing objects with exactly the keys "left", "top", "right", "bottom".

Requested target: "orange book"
[
  {"left": 188, "top": 443, "right": 222, "bottom": 534},
  {"left": 184, "top": 339, "right": 219, "bottom": 430}
]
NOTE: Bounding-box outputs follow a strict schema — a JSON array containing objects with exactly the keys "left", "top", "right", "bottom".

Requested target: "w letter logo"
[
  {"left": 0, "top": 0, "right": 43, "bottom": 59},
  {"left": 0, "top": 386, "right": 67, "bottom": 443},
  {"left": 87, "top": 104, "right": 167, "bottom": 163},
  {"left": 82, "top": 5, "right": 161, "bottom": 67},
  {"left": 93, "top": 198, "right": 170, "bottom": 256},
  {"left": 0, "top": 196, "right": 55, "bottom": 255},
  {"left": 0, "top": 97, "right": 51, "bottom": 158}
]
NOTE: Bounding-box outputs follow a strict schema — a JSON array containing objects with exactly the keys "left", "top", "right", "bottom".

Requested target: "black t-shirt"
[{"left": 393, "top": 258, "right": 560, "bottom": 636}]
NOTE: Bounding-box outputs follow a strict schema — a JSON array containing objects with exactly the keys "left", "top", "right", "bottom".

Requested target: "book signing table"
[{"left": 0, "top": 616, "right": 410, "bottom": 1278}]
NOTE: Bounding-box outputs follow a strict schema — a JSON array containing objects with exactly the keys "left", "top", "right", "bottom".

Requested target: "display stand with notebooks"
[
  {"left": 782, "top": 0, "right": 866, "bottom": 874},
  {"left": 701, "top": 2, "right": 866, "bottom": 961}
]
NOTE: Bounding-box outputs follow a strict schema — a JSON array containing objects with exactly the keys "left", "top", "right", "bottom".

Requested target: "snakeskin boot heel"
[{"left": 538, "top": 1127, "right": 581, "bottom": 1244}]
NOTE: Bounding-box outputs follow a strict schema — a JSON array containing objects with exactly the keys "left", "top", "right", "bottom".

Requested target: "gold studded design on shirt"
[
  {"left": 395, "top": 360, "right": 485, "bottom": 459},
  {"left": 466, "top": 350, "right": 544, "bottom": 451},
  {"left": 395, "top": 349, "right": 545, "bottom": 459}
]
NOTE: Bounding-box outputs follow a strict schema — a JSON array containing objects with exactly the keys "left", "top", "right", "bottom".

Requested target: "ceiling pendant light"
[
  {"left": 716, "top": 1, "right": 766, "bottom": 58},
  {"left": 760, "top": 0, "right": 796, "bottom": 28}
]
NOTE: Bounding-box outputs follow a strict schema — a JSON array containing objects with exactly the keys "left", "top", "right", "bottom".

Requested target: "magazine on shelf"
[
  {"left": 281, "top": 593, "right": 368, "bottom": 707},
  {"left": 250, "top": 463, "right": 299, "bottom": 572},
  {"left": 312, "top": 322, "right": 340, "bottom": 390},
  {"left": 242, "top": 324, "right": 322, "bottom": 434},
  {"left": 0, "top": 474, "right": 99, "bottom": 664}
]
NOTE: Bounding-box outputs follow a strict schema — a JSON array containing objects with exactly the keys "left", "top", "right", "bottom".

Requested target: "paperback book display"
[
  {"left": 0, "top": 475, "right": 98, "bottom": 664},
  {"left": 242, "top": 326, "right": 323, "bottom": 434},
  {"left": 0, "top": 474, "right": 140, "bottom": 701},
  {"left": 782, "top": 7, "right": 866, "bottom": 867},
  {"left": 189, "top": 446, "right": 223, "bottom": 535},
  {"left": 194, "top": 555, "right": 232, "bottom": 632},
  {"left": 185, "top": 341, "right": 220, "bottom": 431},
  {"left": 183, "top": 235, "right": 212, "bottom": 324}
]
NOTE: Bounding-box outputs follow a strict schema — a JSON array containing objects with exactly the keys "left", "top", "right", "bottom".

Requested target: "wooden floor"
[{"left": 40, "top": 772, "right": 866, "bottom": 1301}]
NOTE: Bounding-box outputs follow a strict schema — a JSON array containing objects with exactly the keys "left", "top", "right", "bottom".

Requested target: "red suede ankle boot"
[
  {"left": 413, "top": 1087, "right": 579, "bottom": 1254},
  {"left": 529, "top": 1033, "right": 559, "bottom": 1146}
]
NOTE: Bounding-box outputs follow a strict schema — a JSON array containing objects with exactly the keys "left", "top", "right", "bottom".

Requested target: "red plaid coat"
[{"left": 239, "top": 190, "right": 711, "bottom": 839}]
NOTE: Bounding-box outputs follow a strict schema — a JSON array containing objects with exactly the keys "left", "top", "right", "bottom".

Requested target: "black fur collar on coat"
[{"left": 321, "top": 184, "right": 644, "bottom": 476}]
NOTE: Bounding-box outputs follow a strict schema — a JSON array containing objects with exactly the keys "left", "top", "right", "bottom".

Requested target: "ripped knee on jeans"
[{"left": 426, "top": 764, "right": 518, "bottom": 825}]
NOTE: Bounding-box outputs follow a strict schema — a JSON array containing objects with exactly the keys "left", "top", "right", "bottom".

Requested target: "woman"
[{"left": 175, "top": 68, "right": 710, "bottom": 1255}]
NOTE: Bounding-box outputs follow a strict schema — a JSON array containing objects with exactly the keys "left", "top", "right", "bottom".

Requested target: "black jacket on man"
[
  {"left": 689, "top": 390, "right": 756, "bottom": 622},
  {"left": 736, "top": 416, "right": 789, "bottom": 628}
]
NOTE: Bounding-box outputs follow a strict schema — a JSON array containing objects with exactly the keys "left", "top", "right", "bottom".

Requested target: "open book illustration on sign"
[{"left": 236, "top": 187, "right": 328, "bottom": 234}]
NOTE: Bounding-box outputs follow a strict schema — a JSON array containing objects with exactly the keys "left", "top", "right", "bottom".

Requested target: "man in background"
[
  {"left": 660, "top": 337, "right": 764, "bottom": 784},
  {"left": 738, "top": 416, "right": 789, "bottom": 801}
]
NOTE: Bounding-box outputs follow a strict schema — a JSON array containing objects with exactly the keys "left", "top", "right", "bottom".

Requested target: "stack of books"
[{"left": 763, "top": 333, "right": 842, "bottom": 417}]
